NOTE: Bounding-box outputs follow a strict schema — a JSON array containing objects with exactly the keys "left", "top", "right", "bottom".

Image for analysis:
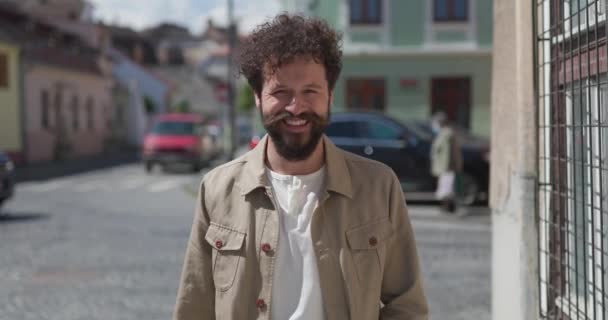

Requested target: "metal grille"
[{"left": 536, "top": 0, "right": 608, "bottom": 319}]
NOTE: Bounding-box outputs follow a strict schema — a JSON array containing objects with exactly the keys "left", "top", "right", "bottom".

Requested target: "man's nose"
[{"left": 284, "top": 95, "right": 307, "bottom": 115}]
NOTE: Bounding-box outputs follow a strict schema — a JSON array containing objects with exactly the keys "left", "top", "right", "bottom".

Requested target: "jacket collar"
[{"left": 238, "top": 134, "right": 353, "bottom": 199}]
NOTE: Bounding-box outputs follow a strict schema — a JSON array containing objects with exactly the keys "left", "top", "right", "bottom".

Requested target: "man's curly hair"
[{"left": 238, "top": 13, "right": 343, "bottom": 96}]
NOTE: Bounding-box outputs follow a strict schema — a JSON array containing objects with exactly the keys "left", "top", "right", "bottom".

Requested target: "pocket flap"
[
  {"left": 205, "top": 223, "right": 246, "bottom": 251},
  {"left": 346, "top": 218, "right": 394, "bottom": 250}
]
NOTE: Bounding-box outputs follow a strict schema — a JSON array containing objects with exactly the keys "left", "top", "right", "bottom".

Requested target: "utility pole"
[{"left": 226, "top": 0, "right": 237, "bottom": 160}]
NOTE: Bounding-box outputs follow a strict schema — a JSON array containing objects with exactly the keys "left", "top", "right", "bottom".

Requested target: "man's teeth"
[{"left": 285, "top": 119, "right": 307, "bottom": 126}]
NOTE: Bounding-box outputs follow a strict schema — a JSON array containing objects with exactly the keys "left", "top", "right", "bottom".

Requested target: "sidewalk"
[{"left": 14, "top": 152, "right": 140, "bottom": 183}]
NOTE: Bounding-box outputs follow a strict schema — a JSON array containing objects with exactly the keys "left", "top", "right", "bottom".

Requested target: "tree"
[
  {"left": 237, "top": 85, "right": 255, "bottom": 113},
  {"left": 143, "top": 95, "right": 156, "bottom": 115},
  {"left": 174, "top": 100, "right": 191, "bottom": 113}
]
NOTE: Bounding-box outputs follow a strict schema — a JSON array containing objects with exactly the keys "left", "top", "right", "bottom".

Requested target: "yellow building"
[{"left": 0, "top": 41, "right": 23, "bottom": 163}]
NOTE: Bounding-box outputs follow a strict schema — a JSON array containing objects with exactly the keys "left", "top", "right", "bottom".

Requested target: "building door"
[
  {"left": 346, "top": 78, "right": 386, "bottom": 111},
  {"left": 431, "top": 77, "right": 471, "bottom": 129}
]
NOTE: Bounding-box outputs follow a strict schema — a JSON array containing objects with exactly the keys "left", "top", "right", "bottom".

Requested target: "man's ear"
[{"left": 255, "top": 93, "right": 261, "bottom": 109}]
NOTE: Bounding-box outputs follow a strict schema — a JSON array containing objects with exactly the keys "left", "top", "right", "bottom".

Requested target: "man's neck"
[{"left": 265, "top": 139, "right": 325, "bottom": 176}]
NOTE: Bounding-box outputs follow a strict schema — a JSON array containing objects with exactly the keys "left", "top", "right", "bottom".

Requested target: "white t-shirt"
[{"left": 266, "top": 166, "right": 327, "bottom": 320}]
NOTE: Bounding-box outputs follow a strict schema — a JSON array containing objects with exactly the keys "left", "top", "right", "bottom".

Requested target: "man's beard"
[{"left": 261, "top": 105, "right": 330, "bottom": 161}]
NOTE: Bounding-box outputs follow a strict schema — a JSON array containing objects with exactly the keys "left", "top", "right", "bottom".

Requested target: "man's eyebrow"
[
  {"left": 304, "top": 83, "right": 323, "bottom": 89},
  {"left": 270, "top": 84, "right": 288, "bottom": 90}
]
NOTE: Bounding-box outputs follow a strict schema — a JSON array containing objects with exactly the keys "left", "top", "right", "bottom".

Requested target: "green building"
[{"left": 281, "top": 0, "right": 493, "bottom": 137}]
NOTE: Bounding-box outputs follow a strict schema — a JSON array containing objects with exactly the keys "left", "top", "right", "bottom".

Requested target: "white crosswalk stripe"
[{"left": 147, "top": 179, "right": 184, "bottom": 193}]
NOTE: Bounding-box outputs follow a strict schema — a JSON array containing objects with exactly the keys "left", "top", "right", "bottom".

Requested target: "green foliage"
[
  {"left": 237, "top": 85, "right": 256, "bottom": 113},
  {"left": 175, "top": 100, "right": 191, "bottom": 113},
  {"left": 143, "top": 96, "right": 156, "bottom": 114}
]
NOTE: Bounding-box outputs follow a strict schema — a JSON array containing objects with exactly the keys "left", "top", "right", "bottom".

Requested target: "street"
[{"left": 0, "top": 163, "right": 490, "bottom": 320}]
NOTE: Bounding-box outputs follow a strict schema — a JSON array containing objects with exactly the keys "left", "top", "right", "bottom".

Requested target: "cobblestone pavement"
[{"left": 0, "top": 163, "right": 490, "bottom": 320}]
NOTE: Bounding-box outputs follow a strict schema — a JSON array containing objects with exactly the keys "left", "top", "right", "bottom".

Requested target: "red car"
[{"left": 142, "top": 113, "right": 214, "bottom": 173}]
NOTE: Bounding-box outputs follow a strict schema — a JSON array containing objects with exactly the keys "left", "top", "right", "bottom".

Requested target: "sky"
[{"left": 88, "top": 0, "right": 282, "bottom": 34}]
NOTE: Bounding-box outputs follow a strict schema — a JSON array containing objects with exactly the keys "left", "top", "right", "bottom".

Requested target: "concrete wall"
[
  {"left": 490, "top": 0, "right": 539, "bottom": 319},
  {"left": 0, "top": 43, "right": 22, "bottom": 157}
]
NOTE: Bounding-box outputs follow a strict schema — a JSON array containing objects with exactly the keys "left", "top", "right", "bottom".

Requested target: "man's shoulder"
[{"left": 201, "top": 152, "right": 250, "bottom": 186}]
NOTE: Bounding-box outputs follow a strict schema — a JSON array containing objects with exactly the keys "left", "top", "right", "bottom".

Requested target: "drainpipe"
[{"left": 18, "top": 47, "right": 28, "bottom": 165}]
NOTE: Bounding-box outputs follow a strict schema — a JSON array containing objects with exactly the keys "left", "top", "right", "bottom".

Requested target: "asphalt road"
[{"left": 0, "top": 163, "right": 490, "bottom": 320}]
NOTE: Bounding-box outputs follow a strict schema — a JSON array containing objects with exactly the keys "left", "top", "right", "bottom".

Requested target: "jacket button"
[
  {"left": 369, "top": 236, "right": 378, "bottom": 246},
  {"left": 261, "top": 243, "right": 272, "bottom": 254},
  {"left": 215, "top": 240, "right": 224, "bottom": 249},
  {"left": 256, "top": 298, "right": 267, "bottom": 310}
]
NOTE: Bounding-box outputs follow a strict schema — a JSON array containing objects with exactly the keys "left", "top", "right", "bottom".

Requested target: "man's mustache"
[{"left": 263, "top": 111, "right": 326, "bottom": 127}]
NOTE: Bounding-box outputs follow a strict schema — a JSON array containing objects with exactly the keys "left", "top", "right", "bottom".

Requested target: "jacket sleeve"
[
  {"left": 379, "top": 173, "right": 429, "bottom": 320},
  {"left": 173, "top": 181, "right": 215, "bottom": 320}
]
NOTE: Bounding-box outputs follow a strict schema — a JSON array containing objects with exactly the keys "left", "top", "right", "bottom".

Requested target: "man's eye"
[{"left": 305, "top": 89, "right": 318, "bottom": 94}]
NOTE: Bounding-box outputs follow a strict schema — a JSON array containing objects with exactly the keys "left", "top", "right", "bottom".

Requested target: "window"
[
  {"left": 563, "top": 0, "right": 606, "bottom": 34},
  {"left": 71, "top": 95, "right": 79, "bottom": 131},
  {"left": 86, "top": 96, "right": 94, "bottom": 131},
  {"left": 41, "top": 90, "right": 50, "bottom": 129},
  {"left": 0, "top": 53, "right": 7, "bottom": 88},
  {"left": 431, "top": 77, "right": 471, "bottom": 129},
  {"left": 537, "top": 2, "right": 608, "bottom": 318},
  {"left": 350, "top": 0, "right": 382, "bottom": 25},
  {"left": 558, "top": 78, "right": 607, "bottom": 318},
  {"left": 151, "top": 121, "right": 195, "bottom": 136},
  {"left": 346, "top": 78, "right": 386, "bottom": 111},
  {"left": 362, "top": 120, "right": 402, "bottom": 140},
  {"left": 434, "top": 0, "right": 468, "bottom": 22},
  {"left": 326, "top": 121, "right": 360, "bottom": 138}
]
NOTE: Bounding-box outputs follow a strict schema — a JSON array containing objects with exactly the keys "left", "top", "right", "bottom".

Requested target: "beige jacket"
[{"left": 173, "top": 135, "right": 429, "bottom": 320}]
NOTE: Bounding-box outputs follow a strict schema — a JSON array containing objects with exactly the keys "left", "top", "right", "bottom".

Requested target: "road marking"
[
  {"left": 18, "top": 180, "right": 71, "bottom": 192},
  {"left": 147, "top": 179, "right": 183, "bottom": 192},
  {"left": 74, "top": 181, "right": 105, "bottom": 192},
  {"left": 120, "top": 177, "right": 148, "bottom": 190}
]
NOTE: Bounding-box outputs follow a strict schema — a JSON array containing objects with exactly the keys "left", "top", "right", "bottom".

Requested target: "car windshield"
[
  {"left": 404, "top": 122, "right": 435, "bottom": 141},
  {"left": 151, "top": 121, "right": 195, "bottom": 135}
]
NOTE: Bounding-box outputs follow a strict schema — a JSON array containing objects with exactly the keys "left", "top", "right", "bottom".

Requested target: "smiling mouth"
[{"left": 283, "top": 118, "right": 309, "bottom": 127}]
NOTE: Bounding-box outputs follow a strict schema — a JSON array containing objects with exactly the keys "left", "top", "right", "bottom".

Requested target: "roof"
[{"left": 0, "top": 3, "right": 102, "bottom": 75}]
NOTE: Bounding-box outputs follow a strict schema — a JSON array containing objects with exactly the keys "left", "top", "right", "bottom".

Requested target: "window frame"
[
  {"left": 433, "top": 0, "right": 469, "bottom": 23},
  {"left": 349, "top": 0, "right": 383, "bottom": 25},
  {"left": 346, "top": 78, "right": 386, "bottom": 111}
]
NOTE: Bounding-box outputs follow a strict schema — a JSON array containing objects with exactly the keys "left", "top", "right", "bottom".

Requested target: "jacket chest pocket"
[
  {"left": 205, "top": 223, "right": 246, "bottom": 292},
  {"left": 346, "top": 218, "right": 394, "bottom": 289}
]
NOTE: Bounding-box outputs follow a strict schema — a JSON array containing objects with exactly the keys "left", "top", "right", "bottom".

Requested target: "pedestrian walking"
[{"left": 430, "top": 111, "right": 463, "bottom": 213}]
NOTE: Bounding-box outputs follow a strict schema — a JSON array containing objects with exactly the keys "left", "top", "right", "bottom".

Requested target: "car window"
[
  {"left": 362, "top": 120, "right": 402, "bottom": 140},
  {"left": 326, "top": 120, "right": 360, "bottom": 138},
  {"left": 152, "top": 121, "right": 195, "bottom": 135}
]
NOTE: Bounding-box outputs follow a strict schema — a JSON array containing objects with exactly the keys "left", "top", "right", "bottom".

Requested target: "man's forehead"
[{"left": 262, "top": 58, "right": 327, "bottom": 87}]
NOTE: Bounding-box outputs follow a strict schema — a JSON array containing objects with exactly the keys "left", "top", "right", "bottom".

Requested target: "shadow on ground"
[
  {"left": 0, "top": 212, "right": 50, "bottom": 224},
  {"left": 15, "top": 152, "right": 140, "bottom": 183}
]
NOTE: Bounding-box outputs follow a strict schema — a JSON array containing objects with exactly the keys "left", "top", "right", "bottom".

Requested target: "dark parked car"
[
  {"left": 0, "top": 151, "right": 15, "bottom": 212},
  {"left": 325, "top": 112, "right": 490, "bottom": 205}
]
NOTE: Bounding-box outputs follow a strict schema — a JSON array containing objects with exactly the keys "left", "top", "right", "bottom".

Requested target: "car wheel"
[
  {"left": 455, "top": 173, "right": 479, "bottom": 206},
  {"left": 191, "top": 162, "right": 202, "bottom": 173},
  {"left": 144, "top": 161, "right": 153, "bottom": 173}
]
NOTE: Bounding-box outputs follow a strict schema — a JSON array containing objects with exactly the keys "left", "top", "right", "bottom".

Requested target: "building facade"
[
  {"left": 282, "top": 0, "right": 493, "bottom": 137},
  {"left": 492, "top": 0, "right": 608, "bottom": 319},
  {"left": 0, "top": 4, "right": 114, "bottom": 164},
  {"left": 0, "top": 41, "right": 23, "bottom": 163}
]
